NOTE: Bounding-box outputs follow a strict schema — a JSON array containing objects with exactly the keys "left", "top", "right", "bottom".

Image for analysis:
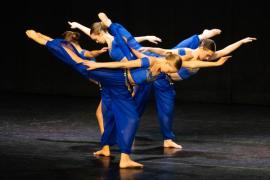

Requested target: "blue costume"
[{"left": 108, "top": 23, "right": 201, "bottom": 140}]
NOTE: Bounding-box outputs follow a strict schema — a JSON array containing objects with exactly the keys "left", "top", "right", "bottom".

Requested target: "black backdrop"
[{"left": 1, "top": 0, "right": 269, "bottom": 105}]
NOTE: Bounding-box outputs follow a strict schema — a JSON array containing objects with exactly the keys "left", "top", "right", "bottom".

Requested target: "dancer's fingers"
[
  {"left": 249, "top": 37, "right": 257, "bottom": 41},
  {"left": 155, "top": 36, "right": 162, "bottom": 42}
]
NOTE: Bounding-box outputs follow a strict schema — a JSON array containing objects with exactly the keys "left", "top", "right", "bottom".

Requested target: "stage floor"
[{"left": 1, "top": 94, "right": 270, "bottom": 179}]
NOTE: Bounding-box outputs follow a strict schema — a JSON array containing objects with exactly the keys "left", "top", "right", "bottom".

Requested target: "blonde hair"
[
  {"left": 165, "top": 54, "right": 182, "bottom": 70},
  {"left": 90, "top": 22, "right": 108, "bottom": 35},
  {"left": 62, "top": 31, "right": 80, "bottom": 44}
]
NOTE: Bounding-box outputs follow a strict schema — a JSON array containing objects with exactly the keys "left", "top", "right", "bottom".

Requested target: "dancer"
[
  {"left": 140, "top": 37, "right": 256, "bottom": 81},
  {"left": 26, "top": 29, "right": 142, "bottom": 168}
]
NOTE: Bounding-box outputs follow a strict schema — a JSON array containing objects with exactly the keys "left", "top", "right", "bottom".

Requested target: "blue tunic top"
[{"left": 130, "top": 57, "right": 158, "bottom": 85}]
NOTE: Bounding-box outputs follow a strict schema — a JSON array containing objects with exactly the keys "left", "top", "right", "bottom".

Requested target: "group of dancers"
[{"left": 26, "top": 12, "right": 256, "bottom": 168}]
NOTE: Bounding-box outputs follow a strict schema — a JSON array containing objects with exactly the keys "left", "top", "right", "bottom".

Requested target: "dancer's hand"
[
  {"left": 82, "top": 61, "right": 98, "bottom": 70},
  {"left": 240, "top": 37, "right": 257, "bottom": 44},
  {"left": 68, "top": 21, "right": 80, "bottom": 29},
  {"left": 139, "top": 47, "right": 151, "bottom": 53},
  {"left": 100, "top": 47, "right": 109, "bottom": 53},
  {"left": 146, "top": 36, "right": 162, "bottom": 44},
  {"left": 217, "top": 56, "right": 232, "bottom": 66}
]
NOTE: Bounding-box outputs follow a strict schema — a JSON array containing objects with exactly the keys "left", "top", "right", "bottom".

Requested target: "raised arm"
[
  {"left": 26, "top": 30, "right": 52, "bottom": 45},
  {"left": 68, "top": 21, "right": 91, "bottom": 37},
  {"left": 183, "top": 56, "right": 231, "bottom": 68},
  {"left": 210, "top": 37, "right": 256, "bottom": 60}
]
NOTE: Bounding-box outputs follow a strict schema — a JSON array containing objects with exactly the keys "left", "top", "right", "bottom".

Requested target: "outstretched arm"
[
  {"left": 183, "top": 56, "right": 231, "bottom": 68},
  {"left": 135, "top": 36, "right": 162, "bottom": 44},
  {"left": 210, "top": 37, "right": 256, "bottom": 60},
  {"left": 140, "top": 47, "right": 178, "bottom": 56},
  {"left": 84, "top": 47, "right": 109, "bottom": 58},
  {"left": 26, "top": 30, "right": 52, "bottom": 45},
  {"left": 68, "top": 22, "right": 91, "bottom": 36},
  {"left": 82, "top": 57, "right": 152, "bottom": 70}
]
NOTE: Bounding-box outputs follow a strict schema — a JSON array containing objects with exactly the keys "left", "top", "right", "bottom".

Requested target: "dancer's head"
[
  {"left": 62, "top": 31, "right": 80, "bottom": 44},
  {"left": 159, "top": 54, "right": 182, "bottom": 73},
  {"left": 197, "top": 39, "right": 216, "bottom": 61},
  {"left": 89, "top": 22, "right": 108, "bottom": 44}
]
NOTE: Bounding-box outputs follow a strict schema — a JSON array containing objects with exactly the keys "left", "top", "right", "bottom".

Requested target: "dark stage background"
[{"left": 1, "top": 0, "right": 269, "bottom": 105}]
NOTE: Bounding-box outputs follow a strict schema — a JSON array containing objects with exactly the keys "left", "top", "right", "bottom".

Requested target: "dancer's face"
[
  {"left": 90, "top": 33, "right": 106, "bottom": 44},
  {"left": 198, "top": 47, "right": 215, "bottom": 61}
]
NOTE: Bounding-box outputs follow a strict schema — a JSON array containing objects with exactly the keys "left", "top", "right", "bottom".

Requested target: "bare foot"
[
  {"left": 25, "top": 30, "right": 37, "bottom": 39},
  {"left": 163, "top": 139, "right": 182, "bottom": 149},
  {"left": 164, "top": 147, "right": 182, "bottom": 156},
  {"left": 201, "top": 29, "right": 221, "bottom": 39},
  {"left": 119, "top": 153, "right": 143, "bottom": 169},
  {"left": 93, "top": 145, "right": 110, "bottom": 157}
]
